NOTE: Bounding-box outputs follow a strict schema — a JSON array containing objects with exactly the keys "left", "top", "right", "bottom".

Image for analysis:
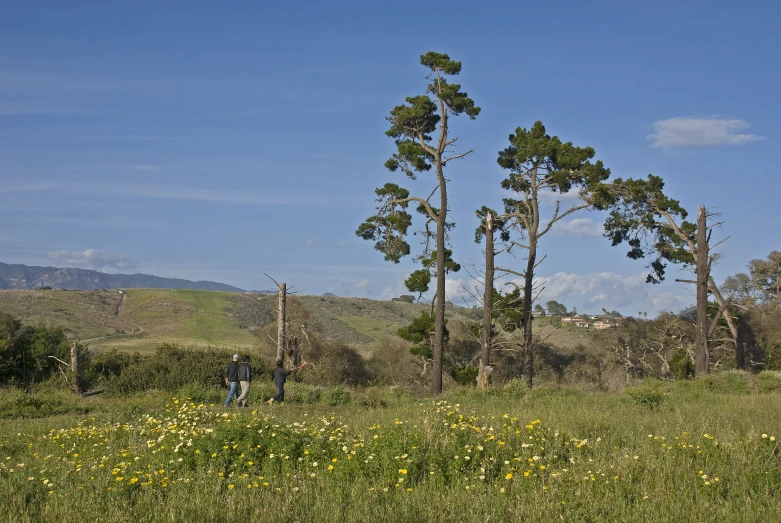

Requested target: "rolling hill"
[
  {"left": 0, "top": 288, "right": 592, "bottom": 356},
  {"left": 0, "top": 288, "right": 482, "bottom": 353}
]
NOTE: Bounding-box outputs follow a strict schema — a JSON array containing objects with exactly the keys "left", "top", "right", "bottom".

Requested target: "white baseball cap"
[{"left": 233, "top": 354, "right": 240, "bottom": 359}]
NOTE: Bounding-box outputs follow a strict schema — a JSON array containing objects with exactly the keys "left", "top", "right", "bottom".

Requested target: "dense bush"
[
  {"left": 451, "top": 366, "right": 478, "bottom": 386},
  {"left": 322, "top": 386, "right": 352, "bottom": 406},
  {"left": 623, "top": 381, "right": 666, "bottom": 410},
  {"left": 692, "top": 370, "right": 754, "bottom": 394},
  {"left": 103, "top": 344, "right": 270, "bottom": 396},
  {"left": 0, "top": 311, "right": 80, "bottom": 387},
  {"left": 299, "top": 339, "right": 372, "bottom": 386},
  {"left": 756, "top": 371, "right": 781, "bottom": 393}
]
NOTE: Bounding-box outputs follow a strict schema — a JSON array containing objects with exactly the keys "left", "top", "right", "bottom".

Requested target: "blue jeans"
[{"left": 224, "top": 382, "right": 239, "bottom": 406}]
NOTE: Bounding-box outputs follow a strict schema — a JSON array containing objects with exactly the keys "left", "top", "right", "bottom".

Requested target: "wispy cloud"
[
  {"left": 355, "top": 279, "right": 371, "bottom": 289},
  {"left": 647, "top": 117, "right": 764, "bottom": 149},
  {"left": 529, "top": 272, "right": 692, "bottom": 313},
  {"left": 553, "top": 217, "right": 604, "bottom": 237},
  {"left": 305, "top": 238, "right": 315, "bottom": 247},
  {"left": 537, "top": 190, "right": 583, "bottom": 205},
  {"left": 47, "top": 248, "right": 139, "bottom": 272}
]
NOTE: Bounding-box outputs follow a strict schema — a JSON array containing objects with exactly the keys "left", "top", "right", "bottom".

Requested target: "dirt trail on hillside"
[{"left": 81, "top": 292, "right": 144, "bottom": 344}]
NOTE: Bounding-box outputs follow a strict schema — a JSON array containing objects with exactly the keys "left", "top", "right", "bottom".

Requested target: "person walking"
[
  {"left": 224, "top": 354, "right": 240, "bottom": 407},
  {"left": 267, "top": 359, "right": 307, "bottom": 406},
  {"left": 237, "top": 355, "right": 252, "bottom": 407}
]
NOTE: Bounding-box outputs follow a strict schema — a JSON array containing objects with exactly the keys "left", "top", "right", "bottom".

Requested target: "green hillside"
[{"left": 0, "top": 289, "right": 591, "bottom": 354}]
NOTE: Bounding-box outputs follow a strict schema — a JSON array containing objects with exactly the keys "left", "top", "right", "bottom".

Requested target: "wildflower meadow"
[{"left": 1, "top": 382, "right": 780, "bottom": 522}]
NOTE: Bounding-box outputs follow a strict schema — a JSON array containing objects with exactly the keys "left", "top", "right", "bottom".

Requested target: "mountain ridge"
[{"left": 0, "top": 262, "right": 245, "bottom": 292}]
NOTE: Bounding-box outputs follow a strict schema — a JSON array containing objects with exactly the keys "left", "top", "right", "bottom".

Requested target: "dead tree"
[
  {"left": 265, "top": 273, "right": 290, "bottom": 365},
  {"left": 479, "top": 212, "right": 495, "bottom": 388}
]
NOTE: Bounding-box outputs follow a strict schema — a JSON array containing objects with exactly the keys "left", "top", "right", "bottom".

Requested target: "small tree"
[
  {"left": 357, "top": 52, "right": 480, "bottom": 394},
  {"left": 397, "top": 312, "right": 449, "bottom": 359}
]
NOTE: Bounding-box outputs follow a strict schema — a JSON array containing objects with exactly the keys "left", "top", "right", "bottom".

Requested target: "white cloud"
[
  {"left": 554, "top": 217, "right": 604, "bottom": 237},
  {"left": 47, "top": 248, "right": 139, "bottom": 272},
  {"left": 445, "top": 278, "right": 481, "bottom": 305},
  {"left": 333, "top": 240, "right": 348, "bottom": 247},
  {"left": 648, "top": 291, "right": 694, "bottom": 313},
  {"left": 535, "top": 272, "right": 648, "bottom": 308},
  {"left": 647, "top": 117, "right": 764, "bottom": 149},
  {"left": 355, "top": 279, "right": 371, "bottom": 289},
  {"left": 537, "top": 190, "right": 582, "bottom": 205},
  {"left": 305, "top": 238, "right": 314, "bottom": 247}
]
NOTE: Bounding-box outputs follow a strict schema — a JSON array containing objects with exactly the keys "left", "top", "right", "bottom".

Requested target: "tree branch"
[{"left": 442, "top": 148, "right": 475, "bottom": 165}]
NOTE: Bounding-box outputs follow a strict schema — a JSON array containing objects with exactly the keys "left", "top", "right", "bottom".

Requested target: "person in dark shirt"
[
  {"left": 237, "top": 355, "right": 252, "bottom": 407},
  {"left": 267, "top": 359, "right": 307, "bottom": 406},
  {"left": 223, "top": 354, "right": 240, "bottom": 407}
]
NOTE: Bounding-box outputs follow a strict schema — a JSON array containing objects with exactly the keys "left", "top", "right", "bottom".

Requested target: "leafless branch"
[
  {"left": 263, "top": 272, "right": 280, "bottom": 287},
  {"left": 48, "top": 355, "right": 69, "bottom": 366},
  {"left": 442, "top": 148, "right": 475, "bottom": 165}
]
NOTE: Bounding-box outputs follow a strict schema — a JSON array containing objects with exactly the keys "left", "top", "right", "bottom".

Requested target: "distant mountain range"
[{"left": 0, "top": 262, "right": 246, "bottom": 292}]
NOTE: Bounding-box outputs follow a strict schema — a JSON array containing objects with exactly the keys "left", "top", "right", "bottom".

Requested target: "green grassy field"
[
  {"left": 1, "top": 381, "right": 780, "bottom": 522},
  {"left": 0, "top": 289, "right": 520, "bottom": 355}
]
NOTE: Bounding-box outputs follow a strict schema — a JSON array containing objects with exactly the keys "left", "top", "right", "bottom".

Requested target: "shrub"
[
  {"left": 503, "top": 378, "right": 528, "bottom": 398},
  {"left": 103, "top": 344, "right": 270, "bottom": 396},
  {"left": 694, "top": 370, "right": 753, "bottom": 394},
  {"left": 451, "top": 366, "right": 478, "bottom": 386},
  {"left": 284, "top": 383, "right": 322, "bottom": 405},
  {"left": 322, "top": 386, "right": 352, "bottom": 406},
  {"left": 301, "top": 340, "right": 372, "bottom": 386},
  {"left": 358, "top": 387, "right": 390, "bottom": 408},
  {"left": 756, "top": 371, "right": 781, "bottom": 393},
  {"left": 623, "top": 381, "right": 666, "bottom": 410}
]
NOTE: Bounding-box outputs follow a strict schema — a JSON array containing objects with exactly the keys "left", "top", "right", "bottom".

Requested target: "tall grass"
[{"left": 1, "top": 382, "right": 780, "bottom": 522}]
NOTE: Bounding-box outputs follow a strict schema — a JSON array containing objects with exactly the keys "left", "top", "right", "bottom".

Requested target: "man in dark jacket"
[
  {"left": 224, "top": 354, "right": 240, "bottom": 407},
  {"left": 267, "top": 359, "right": 307, "bottom": 406},
  {"left": 237, "top": 355, "right": 252, "bottom": 407}
]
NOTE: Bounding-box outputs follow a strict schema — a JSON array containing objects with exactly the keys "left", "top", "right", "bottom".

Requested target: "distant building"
[
  {"left": 593, "top": 321, "right": 618, "bottom": 330},
  {"left": 562, "top": 315, "right": 590, "bottom": 328}
]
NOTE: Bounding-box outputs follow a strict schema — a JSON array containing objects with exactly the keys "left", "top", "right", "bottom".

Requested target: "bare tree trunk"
[
  {"left": 432, "top": 161, "right": 447, "bottom": 395},
  {"left": 695, "top": 205, "right": 710, "bottom": 375},
  {"left": 478, "top": 213, "right": 495, "bottom": 389},
  {"left": 69, "top": 340, "right": 80, "bottom": 392},
  {"left": 290, "top": 336, "right": 300, "bottom": 368},
  {"left": 522, "top": 237, "right": 537, "bottom": 388},
  {"left": 70, "top": 340, "right": 79, "bottom": 376},
  {"left": 277, "top": 283, "right": 286, "bottom": 364}
]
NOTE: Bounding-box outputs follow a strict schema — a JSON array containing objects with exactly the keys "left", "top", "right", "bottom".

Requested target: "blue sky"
[{"left": 1, "top": 0, "right": 779, "bottom": 315}]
